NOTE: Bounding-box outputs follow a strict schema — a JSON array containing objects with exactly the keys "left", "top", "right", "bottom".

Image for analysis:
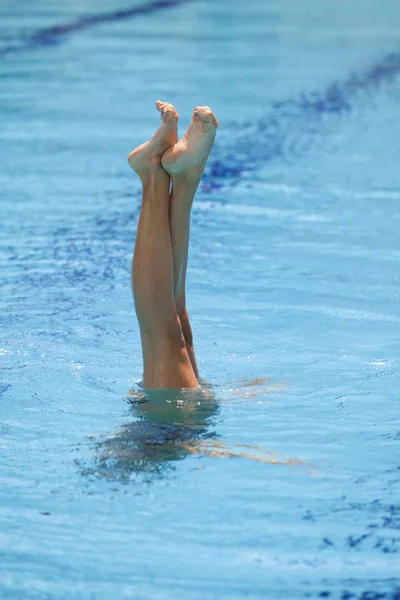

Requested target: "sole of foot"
[
  {"left": 161, "top": 106, "right": 218, "bottom": 178},
  {"left": 128, "top": 100, "right": 179, "bottom": 175}
]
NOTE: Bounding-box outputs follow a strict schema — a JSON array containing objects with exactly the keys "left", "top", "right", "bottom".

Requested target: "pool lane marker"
[
  {"left": 2, "top": 1, "right": 400, "bottom": 194},
  {"left": 202, "top": 49, "right": 400, "bottom": 190},
  {"left": 0, "top": 0, "right": 196, "bottom": 57}
]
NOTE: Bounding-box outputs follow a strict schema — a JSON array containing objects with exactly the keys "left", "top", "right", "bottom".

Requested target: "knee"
[{"left": 141, "top": 314, "right": 185, "bottom": 348}]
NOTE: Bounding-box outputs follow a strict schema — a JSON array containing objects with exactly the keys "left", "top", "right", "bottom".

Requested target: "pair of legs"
[{"left": 128, "top": 101, "right": 218, "bottom": 388}]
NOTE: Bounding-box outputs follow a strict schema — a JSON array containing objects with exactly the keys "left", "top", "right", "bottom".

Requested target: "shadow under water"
[{"left": 82, "top": 379, "right": 308, "bottom": 483}]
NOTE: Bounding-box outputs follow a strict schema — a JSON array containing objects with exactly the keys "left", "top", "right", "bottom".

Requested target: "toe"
[
  {"left": 193, "top": 106, "right": 219, "bottom": 128},
  {"left": 194, "top": 106, "right": 211, "bottom": 121},
  {"left": 164, "top": 105, "right": 179, "bottom": 121},
  {"left": 156, "top": 100, "right": 179, "bottom": 122}
]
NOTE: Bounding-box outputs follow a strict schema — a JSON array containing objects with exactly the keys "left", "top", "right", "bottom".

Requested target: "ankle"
[
  {"left": 136, "top": 159, "right": 167, "bottom": 182},
  {"left": 172, "top": 167, "right": 204, "bottom": 187}
]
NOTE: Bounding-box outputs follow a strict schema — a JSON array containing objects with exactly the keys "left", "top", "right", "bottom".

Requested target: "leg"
[
  {"left": 162, "top": 106, "right": 219, "bottom": 379},
  {"left": 128, "top": 101, "right": 198, "bottom": 389}
]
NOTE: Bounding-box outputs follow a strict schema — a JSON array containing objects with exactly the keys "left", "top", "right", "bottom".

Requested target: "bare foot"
[
  {"left": 161, "top": 106, "right": 218, "bottom": 178},
  {"left": 128, "top": 100, "right": 179, "bottom": 177}
]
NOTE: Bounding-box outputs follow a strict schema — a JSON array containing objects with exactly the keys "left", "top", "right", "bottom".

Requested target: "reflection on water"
[
  {"left": 84, "top": 383, "right": 219, "bottom": 481},
  {"left": 82, "top": 378, "right": 308, "bottom": 483},
  {"left": 225, "top": 376, "right": 287, "bottom": 402}
]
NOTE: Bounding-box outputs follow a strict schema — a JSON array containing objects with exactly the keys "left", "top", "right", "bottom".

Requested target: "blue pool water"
[{"left": 1, "top": 0, "right": 399, "bottom": 598}]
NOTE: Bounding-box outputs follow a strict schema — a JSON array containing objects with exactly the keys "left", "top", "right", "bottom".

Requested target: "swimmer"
[{"left": 128, "top": 101, "right": 218, "bottom": 389}]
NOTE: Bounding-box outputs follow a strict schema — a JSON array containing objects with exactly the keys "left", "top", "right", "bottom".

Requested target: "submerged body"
[{"left": 88, "top": 381, "right": 302, "bottom": 482}]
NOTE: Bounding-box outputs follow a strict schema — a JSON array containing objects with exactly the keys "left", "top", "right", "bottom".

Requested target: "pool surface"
[{"left": 1, "top": 0, "right": 399, "bottom": 598}]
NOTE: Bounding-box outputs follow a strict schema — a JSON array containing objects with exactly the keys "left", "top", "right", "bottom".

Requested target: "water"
[{"left": 1, "top": 0, "right": 399, "bottom": 598}]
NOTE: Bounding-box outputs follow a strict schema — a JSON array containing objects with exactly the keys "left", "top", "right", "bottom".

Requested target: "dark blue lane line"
[
  {"left": 1, "top": 1, "right": 399, "bottom": 195},
  {"left": 202, "top": 49, "right": 400, "bottom": 190},
  {"left": 299, "top": 50, "right": 400, "bottom": 113},
  {"left": 0, "top": 0, "right": 195, "bottom": 57}
]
